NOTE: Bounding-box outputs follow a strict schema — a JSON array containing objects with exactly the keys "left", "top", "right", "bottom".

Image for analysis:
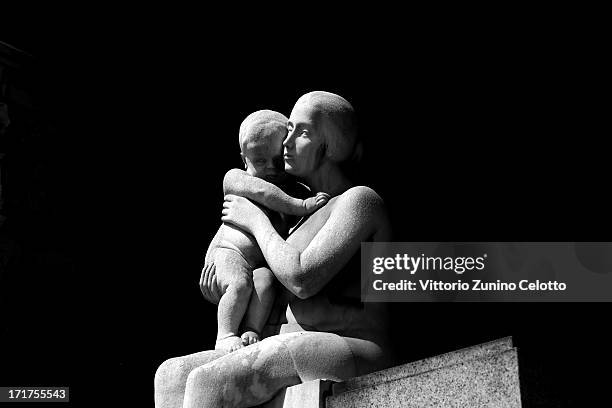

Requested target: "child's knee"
[{"left": 228, "top": 273, "right": 254, "bottom": 296}]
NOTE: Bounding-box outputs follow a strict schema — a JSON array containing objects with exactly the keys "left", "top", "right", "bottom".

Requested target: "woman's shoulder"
[
  {"left": 332, "top": 185, "right": 391, "bottom": 241},
  {"left": 337, "top": 185, "right": 385, "bottom": 208},
  {"left": 332, "top": 186, "right": 389, "bottom": 225}
]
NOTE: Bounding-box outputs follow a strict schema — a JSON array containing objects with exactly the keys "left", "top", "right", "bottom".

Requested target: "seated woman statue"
[{"left": 154, "top": 91, "right": 393, "bottom": 408}]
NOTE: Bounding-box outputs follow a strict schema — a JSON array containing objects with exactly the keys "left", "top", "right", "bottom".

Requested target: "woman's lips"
[{"left": 284, "top": 154, "right": 294, "bottom": 161}]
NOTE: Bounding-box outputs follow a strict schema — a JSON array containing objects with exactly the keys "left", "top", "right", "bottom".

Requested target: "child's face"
[{"left": 242, "top": 128, "right": 288, "bottom": 184}]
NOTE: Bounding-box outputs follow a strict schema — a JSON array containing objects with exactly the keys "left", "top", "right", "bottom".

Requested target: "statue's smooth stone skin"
[{"left": 154, "top": 91, "right": 392, "bottom": 408}]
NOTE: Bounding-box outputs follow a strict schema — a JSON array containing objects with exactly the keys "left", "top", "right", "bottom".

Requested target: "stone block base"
[{"left": 260, "top": 337, "right": 521, "bottom": 407}]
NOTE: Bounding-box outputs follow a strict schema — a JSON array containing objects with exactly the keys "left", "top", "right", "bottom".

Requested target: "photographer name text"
[{"left": 373, "top": 279, "right": 567, "bottom": 291}]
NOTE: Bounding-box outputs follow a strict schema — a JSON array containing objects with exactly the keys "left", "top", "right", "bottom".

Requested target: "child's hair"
[{"left": 238, "top": 110, "right": 288, "bottom": 153}]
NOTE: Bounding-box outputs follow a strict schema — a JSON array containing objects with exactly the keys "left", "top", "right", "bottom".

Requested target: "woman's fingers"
[
  {"left": 206, "top": 264, "right": 215, "bottom": 292},
  {"left": 204, "top": 265, "right": 213, "bottom": 298},
  {"left": 222, "top": 200, "right": 231, "bottom": 221},
  {"left": 199, "top": 268, "right": 206, "bottom": 294},
  {"left": 200, "top": 265, "right": 207, "bottom": 284},
  {"left": 200, "top": 263, "right": 218, "bottom": 303},
  {"left": 199, "top": 266, "right": 209, "bottom": 298},
  {"left": 221, "top": 207, "right": 231, "bottom": 223}
]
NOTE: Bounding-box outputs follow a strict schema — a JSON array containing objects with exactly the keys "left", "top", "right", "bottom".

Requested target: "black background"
[{"left": 0, "top": 18, "right": 608, "bottom": 407}]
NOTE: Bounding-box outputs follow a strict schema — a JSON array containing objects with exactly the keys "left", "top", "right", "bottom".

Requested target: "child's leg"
[
  {"left": 241, "top": 267, "right": 276, "bottom": 345},
  {"left": 213, "top": 248, "right": 254, "bottom": 353}
]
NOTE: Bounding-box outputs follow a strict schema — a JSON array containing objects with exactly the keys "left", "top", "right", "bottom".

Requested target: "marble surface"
[
  {"left": 326, "top": 348, "right": 521, "bottom": 408},
  {"left": 259, "top": 379, "right": 334, "bottom": 408},
  {"left": 257, "top": 337, "right": 520, "bottom": 407},
  {"left": 333, "top": 336, "right": 513, "bottom": 395}
]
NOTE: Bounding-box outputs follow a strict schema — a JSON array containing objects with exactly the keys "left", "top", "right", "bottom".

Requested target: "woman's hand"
[
  {"left": 221, "top": 194, "right": 267, "bottom": 235},
  {"left": 200, "top": 262, "right": 220, "bottom": 304}
]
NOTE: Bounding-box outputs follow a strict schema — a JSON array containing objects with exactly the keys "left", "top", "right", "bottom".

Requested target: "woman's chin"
[{"left": 284, "top": 164, "right": 298, "bottom": 175}]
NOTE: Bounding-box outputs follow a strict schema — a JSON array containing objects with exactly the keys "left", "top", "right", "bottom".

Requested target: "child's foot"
[
  {"left": 215, "top": 336, "right": 244, "bottom": 353},
  {"left": 241, "top": 330, "right": 260, "bottom": 346}
]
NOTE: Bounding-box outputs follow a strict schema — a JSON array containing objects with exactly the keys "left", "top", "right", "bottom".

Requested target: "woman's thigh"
[
  {"left": 182, "top": 335, "right": 301, "bottom": 407},
  {"left": 182, "top": 331, "right": 368, "bottom": 407},
  {"left": 158, "top": 349, "right": 226, "bottom": 378}
]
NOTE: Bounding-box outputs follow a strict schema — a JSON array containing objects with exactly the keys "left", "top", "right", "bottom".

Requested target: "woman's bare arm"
[
  {"left": 223, "top": 169, "right": 327, "bottom": 216},
  {"left": 223, "top": 186, "right": 387, "bottom": 299}
]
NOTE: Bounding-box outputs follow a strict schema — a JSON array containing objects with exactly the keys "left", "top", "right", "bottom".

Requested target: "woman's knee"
[
  {"left": 183, "top": 364, "right": 232, "bottom": 407},
  {"left": 185, "top": 364, "right": 215, "bottom": 392},
  {"left": 185, "top": 362, "right": 247, "bottom": 400},
  {"left": 183, "top": 347, "right": 298, "bottom": 407},
  {"left": 154, "top": 356, "right": 191, "bottom": 391}
]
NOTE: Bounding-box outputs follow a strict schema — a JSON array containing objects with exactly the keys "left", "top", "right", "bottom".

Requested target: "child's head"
[{"left": 239, "top": 110, "right": 289, "bottom": 184}]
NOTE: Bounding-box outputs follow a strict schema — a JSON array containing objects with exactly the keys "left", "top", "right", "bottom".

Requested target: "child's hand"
[
  {"left": 314, "top": 192, "right": 331, "bottom": 208},
  {"left": 301, "top": 192, "right": 331, "bottom": 215}
]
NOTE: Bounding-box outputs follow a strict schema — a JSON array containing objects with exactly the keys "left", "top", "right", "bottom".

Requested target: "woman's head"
[{"left": 284, "top": 91, "right": 360, "bottom": 177}]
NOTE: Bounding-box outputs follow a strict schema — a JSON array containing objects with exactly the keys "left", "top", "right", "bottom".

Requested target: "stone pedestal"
[
  {"left": 260, "top": 379, "right": 334, "bottom": 408},
  {"left": 261, "top": 337, "right": 522, "bottom": 407}
]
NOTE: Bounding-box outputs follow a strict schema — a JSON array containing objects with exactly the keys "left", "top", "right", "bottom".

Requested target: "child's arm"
[{"left": 223, "top": 169, "right": 329, "bottom": 216}]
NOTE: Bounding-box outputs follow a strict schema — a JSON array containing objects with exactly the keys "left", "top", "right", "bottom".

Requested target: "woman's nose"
[{"left": 283, "top": 129, "right": 295, "bottom": 147}]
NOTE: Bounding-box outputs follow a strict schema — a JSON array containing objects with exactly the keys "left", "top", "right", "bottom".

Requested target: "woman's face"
[{"left": 283, "top": 102, "right": 326, "bottom": 177}]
